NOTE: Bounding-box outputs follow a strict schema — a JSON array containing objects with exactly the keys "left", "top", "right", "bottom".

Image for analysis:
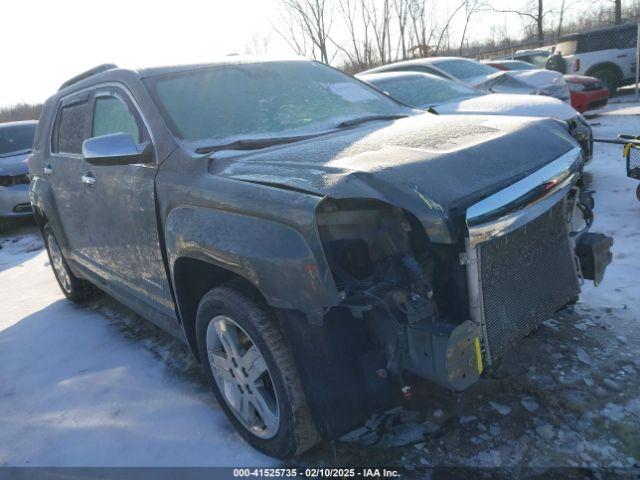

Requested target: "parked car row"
[
  {"left": 486, "top": 58, "right": 610, "bottom": 113},
  {"left": 362, "top": 56, "right": 571, "bottom": 102},
  {"left": 497, "top": 22, "right": 638, "bottom": 97},
  {"left": 3, "top": 55, "right": 613, "bottom": 459}
]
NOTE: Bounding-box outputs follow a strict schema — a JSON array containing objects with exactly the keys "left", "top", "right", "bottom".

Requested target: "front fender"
[{"left": 164, "top": 206, "right": 340, "bottom": 313}]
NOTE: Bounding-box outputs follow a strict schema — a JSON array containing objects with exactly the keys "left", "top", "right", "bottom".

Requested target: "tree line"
[{"left": 272, "top": 0, "right": 636, "bottom": 73}]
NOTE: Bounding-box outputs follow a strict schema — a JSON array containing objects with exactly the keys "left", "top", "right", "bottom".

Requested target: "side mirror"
[{"left": 82, "top": 133, "right": 152, "bottom": 166}]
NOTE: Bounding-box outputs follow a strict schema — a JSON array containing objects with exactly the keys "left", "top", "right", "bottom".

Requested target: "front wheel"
[{"left": 196, "top": 286, "right": 320, "bottom": 458}]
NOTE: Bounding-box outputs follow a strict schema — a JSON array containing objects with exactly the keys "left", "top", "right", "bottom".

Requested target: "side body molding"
[{"left": 164, "top": 206, "right": 340, "bottom": 314}]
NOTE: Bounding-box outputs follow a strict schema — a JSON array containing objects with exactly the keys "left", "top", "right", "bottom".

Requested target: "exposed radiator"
[{"left": 478, "top": 200, "right": 580, "bottom": 361}]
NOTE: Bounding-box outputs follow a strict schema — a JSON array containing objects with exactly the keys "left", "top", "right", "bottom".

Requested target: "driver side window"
[{"left": 92, "top": 94, "right": 142, "bottom": 143}]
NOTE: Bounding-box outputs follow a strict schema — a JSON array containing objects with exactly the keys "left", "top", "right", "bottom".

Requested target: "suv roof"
[
  {"left": 56, "top": 56, "right": 311, "bottom": 96},
  {"left": 558, "top": 22, "right": 637, "bottom": 42}
]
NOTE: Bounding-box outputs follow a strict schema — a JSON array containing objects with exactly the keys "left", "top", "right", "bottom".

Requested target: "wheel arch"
[
  {"left": 586, "top": 62, "right": 624, "bottom": 81},
  {"left": 172, "top": 256, "right": 270, "bottom": 361}
]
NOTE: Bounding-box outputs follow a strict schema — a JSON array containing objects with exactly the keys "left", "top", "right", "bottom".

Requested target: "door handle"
[
  {"left": 81, "top": 174, "right": 96, "bottom": 186},
  {"left": 43, "top": 165, "right": 53, "bottom": 175}
]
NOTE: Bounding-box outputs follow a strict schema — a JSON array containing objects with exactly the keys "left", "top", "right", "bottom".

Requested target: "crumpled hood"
[
  {"left": 214, "top": 113, "right": 579, "bottom": 243},
  {"left": 434, "top": 93, "right": 577, "bottom": 121},
  {"left": 0, "top": 152, "right": 30, "bottom": 176}
]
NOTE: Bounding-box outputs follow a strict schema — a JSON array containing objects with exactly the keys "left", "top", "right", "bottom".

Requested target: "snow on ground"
[
  {"left": 0, "top": 228, "right": 276, "bottom": 467},
  {"left": 1, "top": 100, "right": 639, "bottom": 472}
]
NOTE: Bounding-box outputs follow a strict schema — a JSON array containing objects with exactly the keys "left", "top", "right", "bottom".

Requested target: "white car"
[
  {"left": 554, "top": 23, "right": 637, "bottom": 95},
  {"left": 357, "top": 70, "right": 592, "bottom": 160},
  {"left": 360, "top": 56, "right": 570, "bottom": 102}
]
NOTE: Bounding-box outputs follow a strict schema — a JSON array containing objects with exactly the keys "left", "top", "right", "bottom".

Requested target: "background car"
[
  {"left": 0, "top": 120, "right": 37, "bottom": 231},
  {"left": 358, "top": 70, "right": 592, "bottom": 160},
  {"left": 553, "top": 23, "right": 637, "bottom": 95},
  {"left": 361, "top": 56, "right": 570, "bottom": 102},
  {"left": 494, "top": 49, "right": 552, "bottom": 68},
  {"left": 486, "top": 60, "right": 609, "bottom": 112}
]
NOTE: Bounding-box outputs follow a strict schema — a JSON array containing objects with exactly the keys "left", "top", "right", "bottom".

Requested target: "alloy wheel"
[{"left": 206, "top": 315, "right": 280, "bottom": 439}]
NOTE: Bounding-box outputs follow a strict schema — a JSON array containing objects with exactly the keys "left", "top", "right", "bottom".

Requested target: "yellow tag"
[
  {"left": 624, "top": 143, "right": 633, "bottom": 158},
  {"left": 474, "top": 337, "right": 484, "bottom": 374}
]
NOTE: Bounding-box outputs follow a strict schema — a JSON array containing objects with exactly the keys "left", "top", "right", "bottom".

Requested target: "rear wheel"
[
  {"left": 44, "top": 224, "right": 96, "bottom": 302},
  {"left": 591, "top": 68, "right": 621, "bottom": 96},
  {"left": 196, "top": 286, "right": 320, "bottom": 458}
]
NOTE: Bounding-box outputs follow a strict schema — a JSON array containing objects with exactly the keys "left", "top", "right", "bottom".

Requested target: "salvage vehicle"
[
  {"left": 357, "top": 71, "right": 592, "bottom": 160},
  {"left": 361, "top": 56, "right": 571, "bottom": 102},
  {"left": 485, "top": 60, "right": 609, "bottom": 113},
  {"left": 29, "top": 58, "right": 613, "bottom": 458},
  {"left": 0, "top": 120, "right": 37, "bottom": 231}
]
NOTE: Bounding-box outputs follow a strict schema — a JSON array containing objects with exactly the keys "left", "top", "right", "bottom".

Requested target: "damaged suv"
[{"left": 29, "top": 58, "right": 612, "bottom": 458}]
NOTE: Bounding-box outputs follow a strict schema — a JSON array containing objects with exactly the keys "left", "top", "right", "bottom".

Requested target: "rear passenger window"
[
  {"left": 615, "top": 26, "right": 637, "bottom": 49},
  {"left": 54, "top": 101, "right": 89, "bottom": 154},
  {"left": 92, "top": 96, "right": 141, "bottom": 142}
]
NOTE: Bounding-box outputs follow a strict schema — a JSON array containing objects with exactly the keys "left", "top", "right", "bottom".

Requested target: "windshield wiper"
[
  {"left": 195, "top": 133, "right": 326, "bottom": 154},
  {"left": 337, "top": 114, "right": 409, "bottom": 128}
]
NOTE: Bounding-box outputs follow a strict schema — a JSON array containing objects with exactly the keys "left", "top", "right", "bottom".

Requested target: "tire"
[
  {"left": 43, "top": 224, "right": 96, "bottom": 302},
  {"left": 196, "top": 286, "right": 320, "bottom": 458},
  {"left": 591, "top": 68, "right": 621, "bottom": 96}
]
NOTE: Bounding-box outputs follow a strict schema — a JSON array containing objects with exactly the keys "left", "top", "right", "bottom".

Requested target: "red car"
[
  {"left": 486, "top": 60, "right": 609, "bottom": 113},
  {"left": 564, "top": 75, "right": 610, "bottom": 113}
]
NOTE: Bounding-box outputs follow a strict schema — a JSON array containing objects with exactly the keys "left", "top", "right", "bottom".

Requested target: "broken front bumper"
[{"left": 463, "top": 147, "right": 611, "bottom": 367}]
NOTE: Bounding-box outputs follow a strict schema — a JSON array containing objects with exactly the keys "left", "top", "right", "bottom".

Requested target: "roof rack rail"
[{"left": 58, "top": 63, "right": 118, "bottom": 91}]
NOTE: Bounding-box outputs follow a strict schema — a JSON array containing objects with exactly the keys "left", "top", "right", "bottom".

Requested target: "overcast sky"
[
  {"left": 1, "top": 0, "right": 610, "bottom": 108},
  {"left": 1, "top": 0, "right": 288, "bottom": 107}
]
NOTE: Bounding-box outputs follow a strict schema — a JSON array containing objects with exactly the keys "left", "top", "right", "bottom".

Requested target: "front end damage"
[{"left": 316, "top": 147, "right": 612, "bottom": 395}]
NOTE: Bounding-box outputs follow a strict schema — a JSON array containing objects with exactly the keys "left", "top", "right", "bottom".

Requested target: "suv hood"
[
  {"left": 433, "top": 93, "right": 577, "bottom": 121},
  {"left": 0, "top": 151, "right": 30, "bottom": 176},
  {"left": 214, "top": 113, "right": 579, "bottom": 243}
]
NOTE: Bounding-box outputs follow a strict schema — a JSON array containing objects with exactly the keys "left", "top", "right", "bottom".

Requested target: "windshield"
[
  {"left": 144, "top": 61, "right": 405, "bottom": 145},
  {"left": 432, "top": 59, "right": 499, "bottom": 80},
  {"left": 527, "top": 53, "right": 550, "bottom": 68},
  {"left": 368, "top": 74, "right": 481, "bottom": 108},
  {"left": 0, "top": 123, "right": 37, "bottom": 156}
]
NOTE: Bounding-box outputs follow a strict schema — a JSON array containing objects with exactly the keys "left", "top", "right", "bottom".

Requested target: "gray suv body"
[{"left": 28, "top": 58, "right": 612, "bottom": 458}]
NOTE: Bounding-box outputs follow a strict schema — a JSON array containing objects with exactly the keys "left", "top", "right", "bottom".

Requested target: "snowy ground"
[{"left": 1, "top": 100, "right": 639, "bottom": 473}]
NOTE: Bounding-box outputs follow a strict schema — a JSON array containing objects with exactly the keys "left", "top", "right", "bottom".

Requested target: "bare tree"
[
  {"left": 614, "top": 0, "right": 623, "bottom": 24},
  {"left": 243, "top": 33, "right": 272, "bottom": 55},
  {"left": 493, "top": 0, "right": 551, "bottom": 47},
  {"left": 433, "top": 1, "right": 466, "bottom": 53},
  {"left": 459, "top": 0, "right": 487, "bottom": 55},
  {"left": 408, "top": 0, "right": 431, "bottom": 57},
  {"left": 364, "top": 0, "right": 392, "bottom": 64},
  {"left": 394, "top": 0, "right": 411, "bottom": 59},
  {"left": 277, "top": 0, "right": 335, "bottom": 63}
]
